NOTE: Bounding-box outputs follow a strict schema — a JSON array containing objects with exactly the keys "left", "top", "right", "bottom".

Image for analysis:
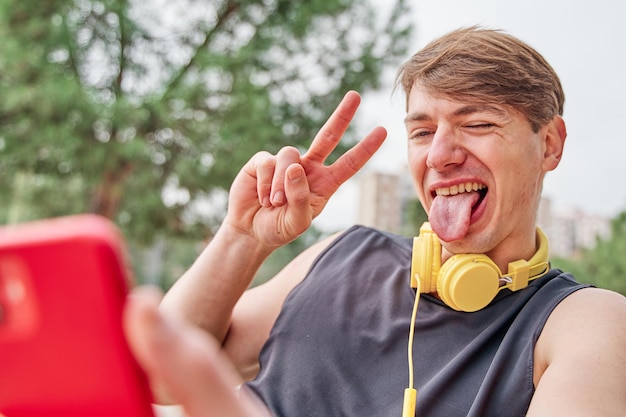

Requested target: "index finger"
[{"left": 304, "top": 90, "right": 362, "bottom": 163}]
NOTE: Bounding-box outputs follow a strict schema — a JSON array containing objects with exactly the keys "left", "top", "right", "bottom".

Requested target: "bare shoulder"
[
  {"left": 539, "top": 287, "right": 626, "bottom": 360},
  {"left": 529, "top": 287, "right": 626, "bottom": 416},
  {"left": 548, "top": 287, "right": 626, "bottom": 331}
]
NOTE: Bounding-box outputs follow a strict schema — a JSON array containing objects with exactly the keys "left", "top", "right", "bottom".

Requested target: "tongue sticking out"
[{"left": 429, "top": 191, "right": 481, "bottom": 242}]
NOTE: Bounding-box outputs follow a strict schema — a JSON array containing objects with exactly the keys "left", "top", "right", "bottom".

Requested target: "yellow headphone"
[
  {"left": 410, "top": 222, "right": 550, "bottom": 312},
  {"left": 401, "top": 222, "right": 550, "bottom": 415}
]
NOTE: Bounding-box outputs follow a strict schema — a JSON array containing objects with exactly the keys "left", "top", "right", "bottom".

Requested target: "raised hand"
[{"left": 225, "top": 91, "right": 387, "bottom": 248}]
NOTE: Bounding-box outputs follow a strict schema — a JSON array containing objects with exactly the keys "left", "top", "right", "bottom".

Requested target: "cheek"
[
  {"left": 407, "top": 146, "right": 429, "bottom": 204},
  {"left": 503, "top": 163, "right": 543, "bottom": 212}
]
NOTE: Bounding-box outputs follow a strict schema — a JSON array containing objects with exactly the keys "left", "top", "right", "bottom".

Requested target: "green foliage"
[
  {"left": 0, "top": 0, "right": 414, "bottom": 250},
  {"left": 552, "top": 211, "right": 626, "bottom": 295},
  {"left": 402, "top": 198, "right": 428, "bottom": 237},
  {"left": 126, "top": 235, "right": 205, "bottom": 291}
]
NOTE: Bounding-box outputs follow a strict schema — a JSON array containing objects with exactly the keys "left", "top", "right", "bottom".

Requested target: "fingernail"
[
  {"left": 288, "top": 169, "right": 303, "bottom": 183},
  {"left": 272, "top": 191, "right": 285, "bottom": 204}
]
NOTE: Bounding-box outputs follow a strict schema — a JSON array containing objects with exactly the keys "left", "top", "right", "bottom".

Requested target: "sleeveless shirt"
[{"left": 244, "top": 225, "right": 589, "bottom": 417}]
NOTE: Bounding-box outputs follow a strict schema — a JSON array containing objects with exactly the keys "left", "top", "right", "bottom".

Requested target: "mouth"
[{"left": 432, "top": 182, "right": 488, "bottom": 212}]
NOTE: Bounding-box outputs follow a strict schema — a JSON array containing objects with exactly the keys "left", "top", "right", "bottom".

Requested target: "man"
[{"left": 124, "top": 27, "right": 626, "bottom": 416}]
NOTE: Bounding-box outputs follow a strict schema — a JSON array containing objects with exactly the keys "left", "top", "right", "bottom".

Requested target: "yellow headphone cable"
[{"left": 402, "top": 276, "right": 421, "bottom": 417}]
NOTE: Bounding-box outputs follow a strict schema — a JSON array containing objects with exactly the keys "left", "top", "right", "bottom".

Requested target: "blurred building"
[
  {"left": 357, "top": 171, "right": 403, "bottom": 232},
  {"left": 358, "top": 170, "right": 611, "bottom": 259},
  {"left": 537, "top": 198, "right": 611, "bottom": 258}
]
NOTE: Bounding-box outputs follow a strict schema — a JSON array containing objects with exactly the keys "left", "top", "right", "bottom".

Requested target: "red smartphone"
[{"left": 0, "top": 214, "right": 155, "bottom": 417}]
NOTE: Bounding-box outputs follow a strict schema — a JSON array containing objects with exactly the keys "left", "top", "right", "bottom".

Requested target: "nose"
[{"left": 426, "top": 127, "right": 466, "bottom": 171}]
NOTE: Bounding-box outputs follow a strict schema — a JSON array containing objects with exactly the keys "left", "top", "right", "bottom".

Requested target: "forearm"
[{"left": 159, "top": 222, "right": 274, "bottom": 343}]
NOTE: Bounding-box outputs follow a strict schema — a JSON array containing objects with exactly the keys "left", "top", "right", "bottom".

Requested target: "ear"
[{"left": 542, "top": 116, "right": 567, "bottom": 171}]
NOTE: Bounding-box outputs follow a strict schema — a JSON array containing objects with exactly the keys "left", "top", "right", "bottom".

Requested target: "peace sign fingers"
[
  {"left": 326, "top": 125, "right": 387, "bottom": 187},
  {"left": 304, "top": 90, "right": 363, "bottom": 164}
]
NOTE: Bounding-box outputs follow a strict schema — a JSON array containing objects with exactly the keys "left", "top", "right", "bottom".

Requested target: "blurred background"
[{"left": 1, "top": 0, "right": 624, "bottom": 294}]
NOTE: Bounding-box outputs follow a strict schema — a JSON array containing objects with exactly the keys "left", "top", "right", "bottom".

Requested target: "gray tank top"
[{"left": 245, "top": 225, "right": 589, "bottom": 416}]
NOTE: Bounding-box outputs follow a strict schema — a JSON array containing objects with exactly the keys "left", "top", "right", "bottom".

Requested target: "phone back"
[{"left": 0, "top": 214, "right": 154, "bottom": 417}]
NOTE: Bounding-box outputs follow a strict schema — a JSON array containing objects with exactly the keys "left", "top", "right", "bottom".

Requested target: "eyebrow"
[{"left": 404, "top": 104, "right": 509, "bottom": 124}]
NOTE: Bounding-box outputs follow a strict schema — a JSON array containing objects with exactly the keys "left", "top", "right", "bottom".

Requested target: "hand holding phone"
[{"left": 0, "top": 215, "right": 154, "bottom": 417}]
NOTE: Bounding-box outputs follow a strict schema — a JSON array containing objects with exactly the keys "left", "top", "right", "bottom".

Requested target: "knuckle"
[{"left": 277, "top": 146, "right": 301, "bottom": 159}]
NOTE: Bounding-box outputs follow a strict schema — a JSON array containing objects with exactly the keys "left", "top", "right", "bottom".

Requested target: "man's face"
[{"left": 404, "top": 86, "right": 560, "bottom": 266}]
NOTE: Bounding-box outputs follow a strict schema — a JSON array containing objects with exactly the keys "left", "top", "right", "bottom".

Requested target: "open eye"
[{"left": 408, "top": 130, "right": 434, "bottom": 140}]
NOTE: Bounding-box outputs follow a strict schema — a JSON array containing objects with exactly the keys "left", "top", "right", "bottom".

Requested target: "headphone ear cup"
[
  {"left": 412, "top": 226, "right": 441, "bottom": 293},
  {"left": 437, "top": 254, "right": 502, "bottom": 312}
]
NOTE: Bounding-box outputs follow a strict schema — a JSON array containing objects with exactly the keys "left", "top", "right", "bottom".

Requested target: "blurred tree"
[
  {"left": 0, "top": 0, "right": 413, "bottom": 246},
  {"left": 552, "top": 210, "right": 626, "bottom": 295},
  {"left": 402, "top": 198, "right": 428, "bottom": 237}
]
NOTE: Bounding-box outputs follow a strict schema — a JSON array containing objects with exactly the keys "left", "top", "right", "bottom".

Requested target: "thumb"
[
  {"left": 283, "top": 163, "right": 313, "bottom": 234},
  {"left": 123, "top": 287, "right": 270, "bottom": 417}
]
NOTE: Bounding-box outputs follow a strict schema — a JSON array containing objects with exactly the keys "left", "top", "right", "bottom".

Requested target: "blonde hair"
[{"left": 396, "top": 27, "right": 565, "bottom": 132}]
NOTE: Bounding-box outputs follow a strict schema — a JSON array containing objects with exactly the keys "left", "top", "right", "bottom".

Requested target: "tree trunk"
[{"left": 90, "top": 162, "right": 133, "bottom": 219}]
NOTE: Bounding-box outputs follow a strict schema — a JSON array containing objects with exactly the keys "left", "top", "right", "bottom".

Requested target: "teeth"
[{"left": 435, "top": 182, "right": 485, "bottom": 196}]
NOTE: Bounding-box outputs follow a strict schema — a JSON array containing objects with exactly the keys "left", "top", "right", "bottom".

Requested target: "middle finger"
[{"left": 270, "top": 146, "right": 301, "bottom": 206}]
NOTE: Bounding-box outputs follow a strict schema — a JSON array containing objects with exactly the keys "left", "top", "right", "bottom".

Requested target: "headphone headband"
[{"left": 410, "top": 223, "right": 550, "bottom": 312}]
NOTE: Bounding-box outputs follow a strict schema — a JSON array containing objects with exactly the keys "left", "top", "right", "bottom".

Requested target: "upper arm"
[
  {"left": 528, "top": 288, "right": 626, "bottom": 416},
  {"left": 222, "top": 232, "right": 340, "bottom": 381}
]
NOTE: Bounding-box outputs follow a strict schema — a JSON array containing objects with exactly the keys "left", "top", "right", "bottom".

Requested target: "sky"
[{"left": 314, "top": 0, "right": 626, "bottom": 232}]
